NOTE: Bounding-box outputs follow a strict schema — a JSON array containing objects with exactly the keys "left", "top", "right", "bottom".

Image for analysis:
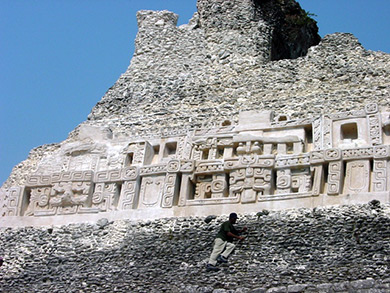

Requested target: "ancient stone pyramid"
[{"left": 1, "top": 0, "right": 390, "bottom": 226}]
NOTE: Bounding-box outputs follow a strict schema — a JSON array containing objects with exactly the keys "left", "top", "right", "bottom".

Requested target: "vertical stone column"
[
  {"left": 161, "top": 173, "right": 178, "bottom": 208},
  {"left": 118, "top": 166, "right": 140, "bottom": 210},
  {"left": 178, "top": 174, "right": 192, "bottom": 207},
  {"left": 324, "top": 149, "right": 343, "bottom": 195},
  {"left": 372, "top": 160, "right": 388, "bottom": 192},
  {"left": 119, "top": 180, "right": 140, "bottom": 210},
  {"left": 310, "top": 165, "right": 323, "bottom": 196},
  {"left": 276, "top": 169, "right": 291, "bottom": 194},
  {"left": 327, "top": 161, "right": 344, "bottom": 195},
  {"left": 0, "top": 187, "right": 23, "bottom": 217}
]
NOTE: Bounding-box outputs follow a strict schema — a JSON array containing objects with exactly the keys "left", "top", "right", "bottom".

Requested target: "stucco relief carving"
[
  {"left": 1, "top": 188, "right": 22, "bottom": 217},
  {"left": 3, "top": 104, "right": 390, "bottom": 219},
  {"left": 118, "top": 180, "right": 139, "bottom": 210},
  {"left": 372, "top": 160, "right": 388, "bottom": 192},
  {"left": 327, "top": 161, "right": 344, "bottom": 195},
  {"left": 276, "top": 169, "right": 291, "bottom": 194},
  {"left": 343, "top": 160, "right": 370, "bottom": 194},
  {"left": 139, "top": 176, "right": 165, "bottom": 208},
  {"left": 92, "top": 183, "right": 120, "bottom": 211},
  {"left": 368, "top": 115, "right": 382, "bottom": 145}
]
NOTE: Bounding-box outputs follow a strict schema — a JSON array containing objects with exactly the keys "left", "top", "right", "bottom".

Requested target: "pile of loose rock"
[{"left": 1, "top": 202, "right": 390, "bottom": 292}]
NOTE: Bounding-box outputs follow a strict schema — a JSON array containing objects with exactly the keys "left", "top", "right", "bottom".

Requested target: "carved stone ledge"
[
  {"left": 324, "top": 148, "right": 342, "bottom": 161},
  {"left": 139, "top": 164, "right": 167, "bottom": 176},
  {"left": 374, "top": 145, "right": 390, "bottom": 158},
  {"left": 310, "top": 151, "right": 324, "bottom": 164},
  {"left": 275, "top": 154, "right": 310, "bottom": 169},
  {"left": 195, "top": 161, "right": 224, "bottom": 174},
  {"left": 342, "top": 147, "right": 373, "bottom": 161},
  {"left": 258, "top": 192, "right": 312, "bottom": 202},
  {"left": 186, "top": 196, "right": 240, "bottom": 206},
  {"left": 365, "top": 103, "right": 379, "bottom": 115}
]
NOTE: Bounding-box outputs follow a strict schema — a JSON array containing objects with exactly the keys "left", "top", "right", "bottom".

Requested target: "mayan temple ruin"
[{"left": 1, "top": 0, "right": 390, "bottom": 292}]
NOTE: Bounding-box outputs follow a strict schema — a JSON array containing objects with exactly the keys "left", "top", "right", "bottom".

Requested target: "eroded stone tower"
[{"left": 1, "top": 0, "right": 390, "bottom": 227}]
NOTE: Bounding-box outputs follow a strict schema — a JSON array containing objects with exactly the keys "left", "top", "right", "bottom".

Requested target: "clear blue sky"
[{"left": 1, "top": 0, "right": 389, "bottom": 186}]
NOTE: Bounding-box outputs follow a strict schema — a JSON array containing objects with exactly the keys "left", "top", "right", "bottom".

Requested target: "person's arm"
[
  {"left": 238, "top": 227, "right": 248, "bottom": 233},
  {"left": 226, "top": 231, "right": 245, "bottom": 241}
]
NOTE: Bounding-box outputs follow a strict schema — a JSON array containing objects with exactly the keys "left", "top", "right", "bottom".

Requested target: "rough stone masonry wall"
[{"left": 1, "top": 202, "right": 390, "bottom": 292}]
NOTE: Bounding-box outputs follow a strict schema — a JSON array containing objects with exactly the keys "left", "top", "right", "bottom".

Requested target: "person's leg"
[
  {"left": 221, "top": 242, "right": 235, "bottom": 259},
  {"left": 208, "top": 238, "right": 226, "bottom": 265}
]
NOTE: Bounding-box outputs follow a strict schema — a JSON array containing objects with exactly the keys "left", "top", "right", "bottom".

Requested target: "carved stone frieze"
[
  {"left": 312, "top": 117, "right": 322, "bottom": 151},
  {"left": 118, "top": 180, "right": 139, "bottom": 210},
  {"left": 140, "top": 164, "right": 167, "bottom": 176},
  {"left": 368, "top": 114, "right": 382, "bottom": 145},
  {"left": 275, "top": 154, "right": 310, "bottom": 169},
  {"left": 26, "top": 175, "right": 52, "bottom": 187},
  {"left": 324, "top": 148, "right": 342, "bottom": 161},
  {"left": 310, "top": 165, "right": 323, "bottom": 196},
  {"left": 310, "top": 151, "right": 324, "bottom": 164},
  {"left": 195, "top": 161, "right": 224, "bottom": 174},
  {"left": 95, "top": 169, "right": 122, "bottom": 183},
  {"left": 326, "top": 110, "right": 366, "bottom": 121},
  {"left": 372, "top": 160, "right": 388, "bottom": 192},
  {"left": 161, "top": 173, "right": 178, "bottom": 208},
  {"left": 276, "top": 169, "right": 291, "bottom": 194},
  {"left": 92, "top": 182, "right": 120, "bottom": 211},
  {"left": 167, "top": 160, "right": 180, "bottom": 173},
  {"left": 52, "top": 171, "right": 94, "bottom": 183},
  {"left": 365, "top": 103, "right": 379, "bottom": 115},
  {"left": 4, "top": 104, "right": 390, "bottom": 221},
  {"left": 342, "top": 147, "right": 373, "bottom": 160},
  {"left": 374, "top": 145, "right": 390, "bottom": 159},
  {"left": 327, "top": 161, "right": 344, "bottom": 195},
  {"left": 123, "top": 166, "right": 139, "bottom": 181},
  {"left": 0, "top": 187, "right": 22, "bottom": 217},
  {"left": 180, "top": 160, "right": 195, "bottom": 173},
  {"left": 138, "top": 176, "right": 165, "bottom": 208},
  {"left": 25, "top": 186, "right": 56, "bottom": 216},
  {"left": 343, "top": 160, "right": 370, "bottom": 194}
]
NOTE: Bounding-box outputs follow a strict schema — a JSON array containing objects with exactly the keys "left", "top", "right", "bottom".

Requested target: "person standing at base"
[{"left": 206, "top": 212, "right": 247, "bottom": 271}]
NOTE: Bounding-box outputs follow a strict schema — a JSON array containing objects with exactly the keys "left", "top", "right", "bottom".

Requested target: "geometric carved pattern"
[
  {"left": 0, "top": 187, "right": 22, "bottom": 217},
  {"left": 372, "top": 160, "right": 388, "bottom": 192},
  {"left": 323, "top": 116, "right": 332, "bottom": 149},
  {"left": 119, "top": 181, "right": 138, "bottom": 210},
  {"left": 365, "top": 103, "right": 379, "bottom": 114},
  {"left": 92, "top": 183, "right": 120, "bottom": 212},
  {"left": 161, "top": 174, "right": 177, "bottom": 208},
  {"left": 324, "top": 148, "right": 342, "bottom": 161},
  {"left": 368, "top": 114, "right": 382, "bottom": 145},
  {"left": 4, "top": 103, "right": 390, "bottom": 219},
  {"left": 327, "top": 161, "right": 344, "bottom": 195},
  {"left": 276, "top": 169, "right": 291, "bottom": 194}
]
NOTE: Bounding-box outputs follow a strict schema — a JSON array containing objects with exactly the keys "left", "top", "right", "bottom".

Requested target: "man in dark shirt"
[{"left": 206, "top": 212, "right": 247, "bottom": 271}]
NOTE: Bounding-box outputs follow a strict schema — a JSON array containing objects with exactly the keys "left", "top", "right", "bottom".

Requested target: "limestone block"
[
  {"left": 118, "top": 180, "right": 140, "bottom": 210},
  {"left": 327, "top": 161, "right": 344, "bottom": 195},
  {"left": 343, "top": 160, "right": 370, "bottom": 194},
  {"left": 372, "top": 159, "right": 388, "bottom": 192},
  {"left": 138, "top": 175, "right": 165, "bottom": 208}
]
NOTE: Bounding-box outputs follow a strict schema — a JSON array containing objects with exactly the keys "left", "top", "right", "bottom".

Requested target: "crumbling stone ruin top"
[{"left": 1, "top": 0, "right": 390, "bottom": 227}]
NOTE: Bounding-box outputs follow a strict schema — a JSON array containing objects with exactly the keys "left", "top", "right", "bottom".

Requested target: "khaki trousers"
[{"left": 208, "top": 238, "right": 236, "bottom": 265}]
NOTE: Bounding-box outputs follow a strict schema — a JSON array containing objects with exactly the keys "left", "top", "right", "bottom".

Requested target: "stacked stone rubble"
[{"left": 0, "top": 203, "right": 390, "bottom": 292}]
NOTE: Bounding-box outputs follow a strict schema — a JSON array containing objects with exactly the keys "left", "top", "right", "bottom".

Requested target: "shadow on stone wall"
[{"left": 1, "top": 202, "right": 390, "bottom": 292}]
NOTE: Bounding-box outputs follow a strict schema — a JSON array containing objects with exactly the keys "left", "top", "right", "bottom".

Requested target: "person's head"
[{"left": 229, "top": 212, "right": 238, "bottom": 224}]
